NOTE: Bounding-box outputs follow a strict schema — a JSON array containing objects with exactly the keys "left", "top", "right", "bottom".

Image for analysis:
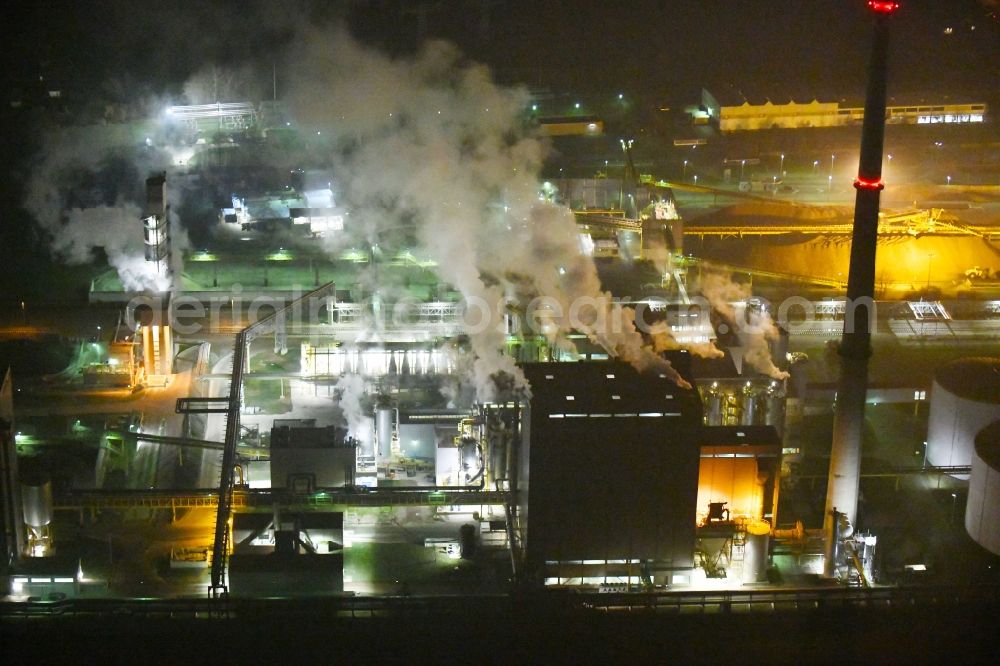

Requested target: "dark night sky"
[{"left": 2, "top": 0, "right": 997, "bottom": 104}]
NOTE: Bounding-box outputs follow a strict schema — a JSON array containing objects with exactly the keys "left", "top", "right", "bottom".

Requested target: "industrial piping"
[{"left": 824, "top": 0, "right": 898, "bottom": 577}]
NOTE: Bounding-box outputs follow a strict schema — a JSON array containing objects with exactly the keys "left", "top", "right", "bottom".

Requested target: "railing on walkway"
[{"left": 3, "top": 585, "right": 997, "bottom": 620}]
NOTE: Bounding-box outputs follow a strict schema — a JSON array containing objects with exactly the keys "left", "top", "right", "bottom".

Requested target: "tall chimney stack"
[{"left": 824, "top": 1, "right": 898, "bottom": 577}]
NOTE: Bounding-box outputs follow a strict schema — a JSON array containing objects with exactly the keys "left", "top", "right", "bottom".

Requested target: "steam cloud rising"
[
  {"left": 24, "top": 127, "right": 188, "bottom": 292},
  {"left": 697, "top": 268, "right": 790, "bottom": 380},
  {"left": 286, "top": 28, "right": 689, "bottom": 397},
  {"left": 21, "top": 23, "right": 694, "bottom": 398}
]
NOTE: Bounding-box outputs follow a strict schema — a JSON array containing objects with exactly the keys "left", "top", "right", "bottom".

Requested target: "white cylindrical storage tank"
[
  {"left": 965, "top": 421, "right": 1000, "bottom": 556},
  {"left": 926, "top": 358, "right": 1000, "bottom": 469},
  {"left": 21, "top": 471, "right": 53, "bottom": 529},
  {"left": 376, "top": 407, "right": 394, "bottom": 459},
  {"left": 742, "top": 521, "right": 771, "bottom": 584}
]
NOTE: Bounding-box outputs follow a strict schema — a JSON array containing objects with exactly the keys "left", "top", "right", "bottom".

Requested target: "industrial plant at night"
[{"left": 1, "top": 0, "right": 998, "bottom": 661}]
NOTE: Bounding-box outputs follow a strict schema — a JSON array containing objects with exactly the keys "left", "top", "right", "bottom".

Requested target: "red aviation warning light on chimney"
[
  {"left": 853, "top": 176, "right": 885, "bottom": 190},
  {"left": 868, "top": 1, "right": 900, "bottom": 13}
]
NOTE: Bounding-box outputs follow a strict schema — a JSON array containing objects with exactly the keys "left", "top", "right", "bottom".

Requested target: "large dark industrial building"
[{"left": 521, "top": 357, "right": 702, "bottom": 585}]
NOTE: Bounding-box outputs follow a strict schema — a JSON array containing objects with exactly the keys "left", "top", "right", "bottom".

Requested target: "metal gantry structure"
[
  {"left": 54, "top": 489, "right": 509, "bottom": 511},
  {"left": 682, "top": 209, "right": 994, "bottom": 239},
  {"left": 166, "top": 102, "right": 259, "bottom": 133},
  {"left": 177, "top": 281, "right": 337, "bottom": 598}
]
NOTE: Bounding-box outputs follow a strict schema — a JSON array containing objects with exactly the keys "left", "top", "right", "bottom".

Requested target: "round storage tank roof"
[{"left": 934, "top": 357, "right": 1000, "bottom": 404}]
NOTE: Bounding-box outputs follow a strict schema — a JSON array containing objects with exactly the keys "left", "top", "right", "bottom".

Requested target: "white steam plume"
[
  {"left": 698, "top": 268, "right": 789, "bottom": 380},
  {"left": 56, "top": 204, "right": 188, "bottom": 292},
  {"left": 648, "top": 320, "right": 724, "bottom": 360},
  {"left": 335, "top": 374, "right": 374, "bottom": 448},
  {"left": 286, "top": 28, "right": 689, "bottom": 396},
  {"left": 24, "top": 126, "right": 189, "bottom": 292}
]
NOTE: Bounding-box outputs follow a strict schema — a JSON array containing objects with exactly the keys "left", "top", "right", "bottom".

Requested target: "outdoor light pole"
[
  {"left": 780, "top": 153, "right": 785, "bottom": 176},
  {"left": 825, "top": 0, "right": 899, "bottom": 577}
]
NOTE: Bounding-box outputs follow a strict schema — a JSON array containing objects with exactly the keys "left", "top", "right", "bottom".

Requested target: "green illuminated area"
[
  {"left": 90, "top": 248, "right": 445, "bottom": 300},
  {"left": 188, "top": 250, "right": 219, "bottom": 262},
  {"left": 338, "top": 248, "right": 369, "bottom": 263},
  {"left": 247, "top": 348, "right": 301, "bottom": 374},
  {"left": 242, "top": 378, "right": 292, "bottom": 414}
]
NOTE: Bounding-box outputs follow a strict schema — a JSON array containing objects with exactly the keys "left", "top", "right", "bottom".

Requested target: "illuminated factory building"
[
  {"left": 715, "top": 97, "right": 987, "bottom": 133},
  {"left": 3, "top": 5, "right": 999, "bottom": 636},
  {"left": 7, "top": 138, "right": 998, "bottom": 601}
]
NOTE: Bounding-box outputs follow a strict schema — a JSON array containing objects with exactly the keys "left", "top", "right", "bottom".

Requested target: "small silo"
[
  {"left": 742, "top": 520, "right": 771, "bottom": 584},
  {"left": 376, "top": 406, "right": 395, "bottom": 459},
  {"left": 965, "top": 420, "right": 1000, "bottom": 556},
  {"left": 20, "top": 466, "right": 53, "bottom": 556},
  {"left": 926, "top": 357, "right": 1000, "bottom": 469},
  {"left": 21, "top": 469, "right": 53, "bottom": 532}
]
